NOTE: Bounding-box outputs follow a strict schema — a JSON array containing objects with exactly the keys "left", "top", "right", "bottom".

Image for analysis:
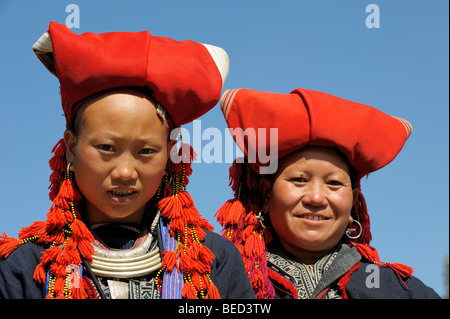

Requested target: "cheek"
[
  {"left": 72, "top": 154, "right": 106, "bottom": 200},
  {"left": 140, "top": 155, "right": 168, "bottom": 187},
  {"left": 267, "top": 187, "right": 298, "bottom": 228},
  {"left": 72, "top": 147, "right": 101, "bottom": 177},
  {"left": 330, "top": 191, "right": 354, "bottom": 219}
]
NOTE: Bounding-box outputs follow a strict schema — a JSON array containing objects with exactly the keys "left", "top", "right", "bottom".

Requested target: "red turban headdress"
[
  {"left": 220, "top": 87, "right": 412, "bottom": 178},
  {"left": 32, "top": 21, "right": 229, "bottom": 127}
]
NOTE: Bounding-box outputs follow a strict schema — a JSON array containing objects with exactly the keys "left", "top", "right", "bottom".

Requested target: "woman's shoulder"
[
  {"left": 201, "top": 230, "right": 256, "bottom": 299},
  {"left": 346, "top": 260, "right": 441, "bottom": 299},
  {"left": 0, "top": 241, "right": 47, "bottom": 299},
  {"left": 0, "top": 241, "right": 45, "bottom": 268},
  {"left": 201, "top": 230, "right": 242, "bottom": 260},
  {"left": 202, "top": 230, "right": 234, "bottom": 247}
]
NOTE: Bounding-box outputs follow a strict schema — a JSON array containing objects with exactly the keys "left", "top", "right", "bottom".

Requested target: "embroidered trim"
[
  {"left": 266, "top": 245, "right": 339, "bottom": 299},
  {"left": 220, "top": 89, "right": 240, "bottom": 120}
]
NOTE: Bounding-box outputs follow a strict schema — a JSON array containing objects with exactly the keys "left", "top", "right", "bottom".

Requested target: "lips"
[
  {"left": 107, "top": 189, "right": 137, "bottom": 203},
  {"left": 111, "top": 190, "right": 134, "bottom": 196}
]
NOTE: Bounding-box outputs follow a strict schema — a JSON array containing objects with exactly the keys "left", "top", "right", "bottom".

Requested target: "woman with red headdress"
[
  {"left": 0, "top": 22, "right": 254, "bottom": 299},
  {"left": 215, "top": 87, "right": 440, "bottom": 299}
]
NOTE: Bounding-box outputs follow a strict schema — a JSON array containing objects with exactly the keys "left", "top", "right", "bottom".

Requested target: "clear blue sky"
[{"left": 0, "top": 0, "right": 448, "bottom": 297}]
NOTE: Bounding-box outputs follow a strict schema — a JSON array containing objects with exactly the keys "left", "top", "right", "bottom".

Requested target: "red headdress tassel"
[
  {"left": 157, "top": 143, "right": 219, "bottom": 299},
  {"left": 48, "top": 138, "right": 67, "bottom": 201},
  {"left": 1, "top": 140, "right": 94, "bottom": 299},
  {"left": 352, "top": 180, "right": 372, "bottom": 245},
  {"left": 39, "top": 172, "right": 94, "bottom": 299},
  {"left": 349, "top": 242, "right": 414, "bottom": 285},
  {"left": 215, "top": 159, "right": 274, "bottom": 299},
  {"left": 0, "top": 234, "right": 22, "bottom": 259}
]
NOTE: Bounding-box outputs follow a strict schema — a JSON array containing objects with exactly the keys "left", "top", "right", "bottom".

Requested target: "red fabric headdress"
[
  {"left": 221, "top": 88, "right": 412, "bottom": 178},
  {"left": 33, "top": 21, "right": 229, "bottom": 128},
  {"left": 0, "top": 22, "right": 229, "bottom": 299},
  {"left": 216, "top": 87, "right": 413, "bottom": 298}
]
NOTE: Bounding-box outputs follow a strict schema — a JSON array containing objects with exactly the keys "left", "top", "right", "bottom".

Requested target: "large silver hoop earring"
[
  {"left": 345, "top": 220, "right": 362, "bottom": 240},
  {"left": 255, "top": 210, "right": 270, "bottom": 229}
]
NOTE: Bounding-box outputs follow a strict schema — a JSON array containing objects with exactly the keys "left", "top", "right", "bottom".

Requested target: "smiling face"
[
  {"left": 64, "top": 89, "right": 175, "bottom": 224},
  {"left": 262, "top": 146, "right": 356, "bottom": 263}
]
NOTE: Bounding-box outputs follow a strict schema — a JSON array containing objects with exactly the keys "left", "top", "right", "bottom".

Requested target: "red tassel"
[
  {"left": 230, "top": 200, "right": 244, "bottom": 225},
  {"left": 53, "top": 277, "right": 66, "bottom": 297},
  {"left": 0, "top": 234, "right": 21, "bottom": 258},
  {"left": 206, "top": 283, "right": 220, "bottom": 299},
  {"left": 353, "top": 183, "right": 372, "bottom": 244},
  {"left": 352, "top": 243, "right": 413, "bottom": 280},
  {"left": 158, "top": 196, "right": 183, "bottom": 219},
  {"left": 69, "top": 267, "right": 87, "bottom": 299},
  {"left": 71, "top": 286, "right": 88, "bottom": 299},
  {"left": 353, "top": 243, "right": 381, "bottom": 263},
  {"left": 48, "top": 138, "right": 67, "bottom": 201},
  {"left": 62, "top": 246, "right": 82, "bottom": 265},
  {"left": 18, "top": 221, "right": 47, "bottom": 240},
  {"left": 214, "top": 200, "right": 233, "bottom": 226},
  {"left": 71, "top": 219, "right": 94, "bottom": 241},
  {"left": 77, "top": 239, "right": 94, "bottom": 262},
  {"left": 251, "top": 269, "right": 264, "bottom": 291},
  {"left": 389, "top": 262, "right": 414, "bottom": 278},
  {"left": 186, "top": 242, "right": 200, "bottom": 260},
  {"left": 162, "top": 250, "right": 178, "bottom": 272},
  {"left": 178, "top": 191, "right": 194, "bottom": 207},
  {"left": 33, "top": 263, "right": 47, "bottom": 283},
  {"left": 41, "top": 246, "right": 63, "bottom": 264},
  {"left": 190, "top": 272, "right": 202, "bottom": 291},
  {"left": 182, "top": 282, "right": 198, "bottom": 299},
  {"left": 180, "top": 252, "right": 194, "bottom": 274},
  {"left": 197, "top": 245, "right": 214, "bottom": 263},
  {"left": 199, "top": 218, "right": 214, "bottom": 232},
  {"left": 243, "top": 233, "right": 265, "bottom": 259}
]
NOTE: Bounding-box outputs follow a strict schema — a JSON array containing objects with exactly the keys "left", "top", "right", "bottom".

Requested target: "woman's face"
[
  {"left": 263, "top": 147, "right": 356, "bottom": 262},
  {"left": 65, "top": 90, "right": 174, "bottom": 224}
]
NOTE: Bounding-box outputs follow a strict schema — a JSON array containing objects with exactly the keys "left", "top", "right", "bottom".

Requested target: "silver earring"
[
  {"left": 345, "top": 220, "right": 362, "bottom": 240},
  {"left": 67, "top": 162, "right": 73, "bottom": 179},
  {"left": 255, "top": 210, "right": 270, "bottom": 229}
]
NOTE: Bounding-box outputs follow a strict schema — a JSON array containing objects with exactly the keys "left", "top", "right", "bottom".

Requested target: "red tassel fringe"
[
  {"left": 157, "top": 143, "right": 219, "bottom": 299},
  {"left": 351, "top": 242, "right": 413, "bottom": 279},
  {"left": 0, "top": 233, "right": 21, "bottom": 258},
  {"left": 214, "top": 160, "right": 274, "bottom": 299}
]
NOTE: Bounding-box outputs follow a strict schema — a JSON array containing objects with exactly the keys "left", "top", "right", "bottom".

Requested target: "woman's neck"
[{"left": 276, "top": 238, "right": 339, "bottom": 265}]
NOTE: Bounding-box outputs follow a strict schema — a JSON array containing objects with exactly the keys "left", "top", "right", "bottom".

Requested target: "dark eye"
[
  {"left": 328, "top": 180, "right": 343, "bottom": 186},
  {"left": 291, "top": 177, "right": 307, "bottom": 183},
  {"left": 97, "top": 144, "right": 114, "bottom": 152},
  {"left": 138, "top": 148, "right": 156, "bottom": 155}
]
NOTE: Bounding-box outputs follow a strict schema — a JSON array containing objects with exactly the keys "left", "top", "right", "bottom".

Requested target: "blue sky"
[{"left": 0, "top": 0, "right": 448, "bottom": 296}]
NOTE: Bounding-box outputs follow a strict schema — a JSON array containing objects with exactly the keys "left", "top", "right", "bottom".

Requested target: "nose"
[
  {"left": 302, "top": 181, "right": 327, "bottom": 207},
  {"left": 111, "top": 153, "right": 138, "bottom": 184}
]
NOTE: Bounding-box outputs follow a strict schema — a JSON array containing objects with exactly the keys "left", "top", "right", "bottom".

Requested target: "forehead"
[
  {"left": 77, "top": 90, "right": 168, "bottom": 137},
  {"left": 277, "top": 146, "right": 352, "bottom": 175},
  {"left": 73, "top": 88, "right": 160, "bottom": 129}
]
